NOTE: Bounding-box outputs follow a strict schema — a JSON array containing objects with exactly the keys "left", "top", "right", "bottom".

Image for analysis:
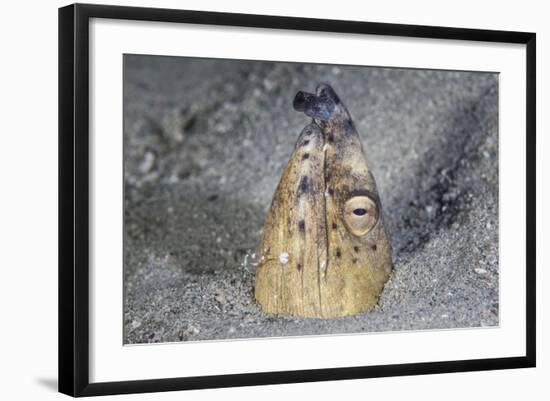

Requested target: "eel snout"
[{"left": 292, "top": 84, "right": 349, "bottom": 122}]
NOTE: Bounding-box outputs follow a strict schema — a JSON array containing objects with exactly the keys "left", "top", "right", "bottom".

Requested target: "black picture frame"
[{"left": 58, "top": 3, "right": 536, "bottom": 397}]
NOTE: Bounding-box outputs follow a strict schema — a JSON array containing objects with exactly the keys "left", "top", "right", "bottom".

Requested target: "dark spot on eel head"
[
  {"left": 335, "top": 248, "right": 341, "bottom": 258},
  {"left": 352, "top": 258, "right": 358, "bottom": 264},
  {"left": 328, "top": 188, "right": 334, "bottom": 195},
  {"left": 328, "top": 134, "right": 334, "bottom": 143},
  {"left": 298, "top": 220, "right": 305, "bottom": 232},
  {"left": 297, "top": 263, "right": 302, "bottom": 271},
  {"left": 371, "top": 244, "right": 377, "bottom": 251},
  {"left": 354, "top": 246, "right": 359, "bottom": 253},
  {"left": 303, "top": 153, "right": 310, "bottom": 160},
  {"left": 302, "top": 140, "right": 310, "bottom": 147},
  {"left": 298, "top": 176, "right": 310, "bottom": 194},
  {"left": 332, "top": 223, "right": 337, "bottom": 230}
]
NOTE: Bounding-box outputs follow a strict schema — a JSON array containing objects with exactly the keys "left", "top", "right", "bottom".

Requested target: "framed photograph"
[{"left": 58, "top": 3, "right": 536, "bottom": 397}]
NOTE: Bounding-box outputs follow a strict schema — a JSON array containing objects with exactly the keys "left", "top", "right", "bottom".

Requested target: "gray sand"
[{"left": 123, "top": 55, "right": 499, "bottom": 344}]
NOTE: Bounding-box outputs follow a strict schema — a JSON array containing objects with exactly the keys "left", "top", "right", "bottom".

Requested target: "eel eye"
[{"left": 343, "top": 196, "right": 378, "bottom": 236}]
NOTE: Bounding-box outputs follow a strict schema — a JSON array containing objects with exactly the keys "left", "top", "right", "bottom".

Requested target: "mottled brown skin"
[{"left": 255, "top": 84, "right": 392, "bottom": 318}]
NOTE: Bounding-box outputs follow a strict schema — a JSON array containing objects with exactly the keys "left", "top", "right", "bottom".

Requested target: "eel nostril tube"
[
  {"left": 292, "top": 90, "right": 335, "bottom": 121},
  {"left": 293, "top": 91, "right": 316, "bottom": 112}
]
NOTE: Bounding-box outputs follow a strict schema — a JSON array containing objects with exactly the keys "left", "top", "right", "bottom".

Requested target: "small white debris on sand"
[
  {"left": 249, "top": 252, "right": 260, "bottom": 267},
  {"left": 139, "top": 150, "right": 155, "bottom": 173},
  {"left": 279, "top": 252, "right": 289, "bottom": 265},
  {"left": 474, "top": 267, "right": 488, "bottom": 275},
  {"left": 167, "top": 172, "right": 179, "bottom": 184},
  {"left": 215, "top": 294, "right": 227, "bottom": 305},
  {"left": 241, "top": 253, "right": 252, "bottom": 273},
  {"left": 241, "top": 252, "right": 261, "bottom": 269}
]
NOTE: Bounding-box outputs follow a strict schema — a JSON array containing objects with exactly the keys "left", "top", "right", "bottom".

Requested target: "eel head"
[{"left": 255, "top": 84, "right": 392, "bottom": 318}]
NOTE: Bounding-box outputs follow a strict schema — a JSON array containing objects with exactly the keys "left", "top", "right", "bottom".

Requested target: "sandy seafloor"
[{"left": 123, "top": 55, "right": 499, "bottom": 344}]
